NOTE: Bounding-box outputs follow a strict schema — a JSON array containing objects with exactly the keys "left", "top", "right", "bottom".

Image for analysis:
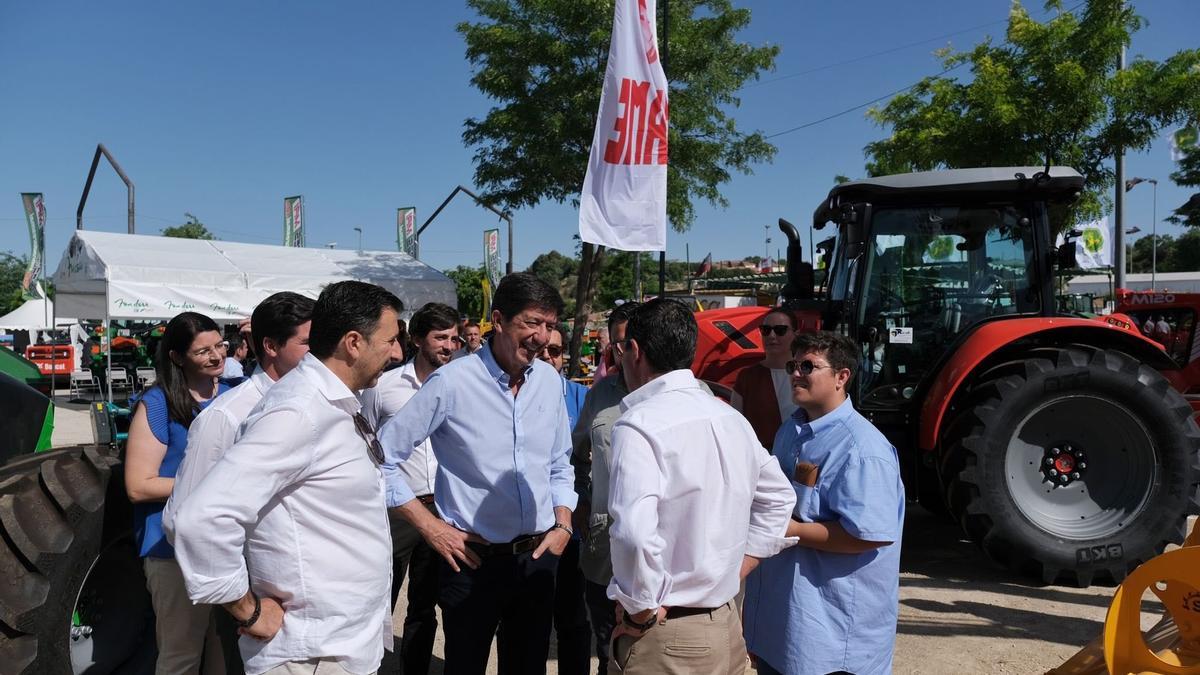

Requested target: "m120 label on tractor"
[
  {"left": 1124, "top": 293, "right": 1177, "bottom": 305},
  {"left": 1076, "top": 543, "right": 1123, "bottom": 565}
]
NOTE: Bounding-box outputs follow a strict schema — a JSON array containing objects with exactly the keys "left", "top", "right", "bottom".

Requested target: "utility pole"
[{"left": 658, "top": 0, "right": 669, "bottom": 298}]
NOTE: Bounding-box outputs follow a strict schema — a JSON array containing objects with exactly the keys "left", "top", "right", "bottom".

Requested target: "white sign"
[
  {"left": 578, "top": 0, "right": 669, "bottom": 251},
  {"left": 889, "top": 327, "right": 914, "bottom": 344}
]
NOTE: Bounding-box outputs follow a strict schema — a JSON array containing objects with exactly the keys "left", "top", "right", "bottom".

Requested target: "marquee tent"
[
  {"left": 0, "top": 296, "right": 64, "bottom": 331},
  {"left": 52, "top": 230, "right": 457, "bottom": 322}
]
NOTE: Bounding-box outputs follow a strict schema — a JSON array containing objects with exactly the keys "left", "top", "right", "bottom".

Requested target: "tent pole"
[{"left": 105, "top": 284, "right": 113, "bottom": 405}]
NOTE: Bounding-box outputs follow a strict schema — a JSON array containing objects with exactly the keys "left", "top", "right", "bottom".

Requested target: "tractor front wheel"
[{"left": 943, "top": 347, "right": 1200, "bottom": 586}]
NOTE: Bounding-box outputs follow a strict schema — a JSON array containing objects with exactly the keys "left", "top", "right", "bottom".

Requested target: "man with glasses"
[
  {"left": 172, "top": 281, "right": 403, "bottom": 674},
  {"left": 361, "top": 302, "right": 460, "bottom": 675},
  {"left": 378, "top": 273, "right": 576, "bottom": 675},
  {"left": 743, "top": 331, "right": 905, "bottom": 675}
]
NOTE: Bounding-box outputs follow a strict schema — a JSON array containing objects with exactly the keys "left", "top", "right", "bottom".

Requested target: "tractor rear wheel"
[{"left": 942, "top": 347, "right": 1200, "bottom": 586}]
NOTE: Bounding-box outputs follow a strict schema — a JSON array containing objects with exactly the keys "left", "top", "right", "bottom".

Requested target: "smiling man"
[
  {"left": 378, "top": 272, "right": 577, "bottom": 675},
  {"left": 743, "top": 331, "right": 905, "bottom": 675}
]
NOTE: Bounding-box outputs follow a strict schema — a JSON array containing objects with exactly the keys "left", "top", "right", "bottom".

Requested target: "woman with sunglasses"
[
  {"left": 126, "top": 311, "right": 235, "bottom": 674},
  {"left": 732, "top": 308, "right": 800, "bottom": 448}
]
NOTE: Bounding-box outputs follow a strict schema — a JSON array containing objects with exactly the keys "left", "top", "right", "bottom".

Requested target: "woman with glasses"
[
  {"left": 125, "top": 311, "right": 234, "bottom": 674},
  {"left": 732, "top": 308, "right": 800, "bottom": 449}
]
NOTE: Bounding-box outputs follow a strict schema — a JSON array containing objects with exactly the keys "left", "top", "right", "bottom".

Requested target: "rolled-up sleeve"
[
  {"left": 172, "top": 406, "right": 314, "bottom": 604},
  {"left": 549, "top": 396, "right": 578, "bottom": 512},
  {"left": 377, "top": 373, "right": 449, "bottom": 508},
  {"left": 745, "top": 448, "right": 799, "bottom": 558},
  {"left": 606, "top": 422, "right": 669, "bottom": 613}
]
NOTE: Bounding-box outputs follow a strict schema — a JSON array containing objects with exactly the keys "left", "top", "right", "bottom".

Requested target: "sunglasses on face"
[
  {"left": 759, "top": 324, "right": 791, "bottom": 337},
  {"left": 786, "top": 359, "right": 834, "bottom": 376},
  {"left": 543, "top": 345, "right": 564, "bottom": 358}
]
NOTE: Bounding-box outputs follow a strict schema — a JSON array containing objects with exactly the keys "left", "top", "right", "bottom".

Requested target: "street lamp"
[
  {"left": 1124, "top": 226, "right": 1141, "bottom": 278},
  {"left": 1126, "top": 177, "right": 1158, "bottom": 289},
  {"left": 353, "top": 226, "right": 363, "bottom": 254}
]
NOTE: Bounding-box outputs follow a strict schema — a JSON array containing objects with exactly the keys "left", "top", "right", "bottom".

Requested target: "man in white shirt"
[
  {"left": 361, "top": 301, "right": 458, "bottom": 675},
  {"left": 607, "top": 298, "right": 797, "bottom": 674},
  {"left": 171, "top": 281, "right": 403, "bottom": 675},
  {"left": 223, "top": 335, "right": 249, "bottom": 378},
  {"left": 163, "top": 291, "right": 313, "bottom": 674}
]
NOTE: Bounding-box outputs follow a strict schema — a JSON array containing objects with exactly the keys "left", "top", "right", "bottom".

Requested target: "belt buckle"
[{"left": 511, "top": 534, "right": 541, "bottom": 555}]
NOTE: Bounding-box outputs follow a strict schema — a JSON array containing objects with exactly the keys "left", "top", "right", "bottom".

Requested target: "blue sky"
[{"left": 1, "top": 1, "right": 1196, "bottom": 275}]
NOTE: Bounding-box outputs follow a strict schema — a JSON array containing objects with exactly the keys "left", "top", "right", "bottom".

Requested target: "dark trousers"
[
  {"left": 382, "top": 507, "right": 440, "bottom": 675},
  {"left": 584, "top": 580, "right": 615, "bottom": 675},
  {"left": 552, "top": 538, "right": 592, "bottom": 675},
  {"left": 439, "top": 546, "right": 559, "bottom": 675}
]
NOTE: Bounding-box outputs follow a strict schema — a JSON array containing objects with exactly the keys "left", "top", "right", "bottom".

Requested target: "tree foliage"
[
  {"left": 864, "top": 1, "right": 1200, "bottom": 228},
  {"left": 0, "top": 252, "right": 28, "bottom": 316},
  {"left": 1169, "top": 144, "right": 1200, "bottom": 226},
  {"left": 444, "top": 264, "right": 486, "bottom": 320},
  {"left": 1127, "top": 229, "right": 1200, "bottom": 272},
  {"left": 162, "top": 213, "right": 216, "bottom": 240}
]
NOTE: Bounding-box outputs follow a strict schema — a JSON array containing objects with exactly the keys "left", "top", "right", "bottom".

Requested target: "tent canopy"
[
  {"left": 52, "top": 230, "right": 457, "bottom": 321},
  {"left": 0, "top": 296, "right": 74, "bottom": 331}
]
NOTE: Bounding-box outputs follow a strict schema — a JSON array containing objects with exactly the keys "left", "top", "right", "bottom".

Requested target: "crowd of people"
[{"left": 123, "top": 272, "right": 905, "bottom": 675}]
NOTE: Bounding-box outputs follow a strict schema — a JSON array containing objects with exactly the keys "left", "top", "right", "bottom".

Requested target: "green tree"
[
  {"left": 162, "top": 213, "right": 216, "bottom": 240},
  {"left": 444, "top": 264, "right": 486, "bottom": 319},
  {"left": 526, "top": 250, "right": 579, "bottom": 288},
  {"left": 864, "top": 1, "right": 1200, "bottom": 227},
  {"left": 0, "top": 252, "right": 28, "bottom": 316},
  {"left": 1169, "top": 227, "right": 1200, "bottom": 271},
  {"left": 1168, "top": 144, "right": 1200, "bottom": 226},
  {"left": 459, "top": 0, "right": 779, "bottom": 373}
]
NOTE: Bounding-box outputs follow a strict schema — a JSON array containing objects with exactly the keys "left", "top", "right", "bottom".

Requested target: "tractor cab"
[{"left": 809, "top": 167, "right": 1084, "bottom": 418}]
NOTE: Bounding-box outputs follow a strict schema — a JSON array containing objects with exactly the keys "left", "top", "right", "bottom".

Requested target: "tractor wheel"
[
  {"left": 0, "top": 446, "right": 156, "bottom": 674},
  {"left": 942, "top": 347, "right": 1200, "bottom": 586}
]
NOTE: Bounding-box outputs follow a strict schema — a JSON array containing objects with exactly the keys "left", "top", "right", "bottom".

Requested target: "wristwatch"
[{"left": 622, "top": 609, "right": 659, "bottom": 632}]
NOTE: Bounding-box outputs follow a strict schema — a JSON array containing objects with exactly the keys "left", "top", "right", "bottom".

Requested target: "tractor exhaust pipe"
[{"left": 778, "top": 218, "right": 814, "bottom": 301}]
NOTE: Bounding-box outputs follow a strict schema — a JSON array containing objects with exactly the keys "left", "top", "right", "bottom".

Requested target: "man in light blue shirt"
[
  {"left": 378, "top": 272, "right": 577, "bottom": 675},
  {"left": 743, "top": 331, "right": 905, "bottom": 675}
]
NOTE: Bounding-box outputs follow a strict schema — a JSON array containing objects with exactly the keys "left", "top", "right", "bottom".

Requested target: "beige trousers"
[
  {"left": 143, "top": 557, "right": 225, "bottom": 675},
  {"left": 610, "top": 601, "right": 746, "bottom": 675},
  {"left": 261, "top": 658, "right": 376, "bottom": 675}
]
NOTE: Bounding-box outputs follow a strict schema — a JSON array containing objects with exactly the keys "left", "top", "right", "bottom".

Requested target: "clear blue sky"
[{"left": 1, "top": 1, "right": 1196, "bottom": 275}]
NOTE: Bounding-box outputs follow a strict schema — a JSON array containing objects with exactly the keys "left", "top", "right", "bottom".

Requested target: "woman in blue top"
[{"left": 125, "top": 311, "right": 233, "bottom": 674}]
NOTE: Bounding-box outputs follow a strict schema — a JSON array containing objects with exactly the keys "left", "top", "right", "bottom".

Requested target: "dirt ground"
[{"left": 394, "top": 507, "right": 1176, "bottom": 675}]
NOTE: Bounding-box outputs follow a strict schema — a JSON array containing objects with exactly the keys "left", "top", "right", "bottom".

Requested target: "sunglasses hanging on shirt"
[{"left": 352, "top": 413, "right": 385, "bottom": 464}]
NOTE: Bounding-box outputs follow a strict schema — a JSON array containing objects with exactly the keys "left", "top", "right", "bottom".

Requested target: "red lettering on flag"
[{"left": 604, "top": 78, "right": 668, "bottom": 166}]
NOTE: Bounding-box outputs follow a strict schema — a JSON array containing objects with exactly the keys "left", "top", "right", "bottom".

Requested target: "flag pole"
[{"left": 658, "top": 0, "right": 669, "bottom": 297}]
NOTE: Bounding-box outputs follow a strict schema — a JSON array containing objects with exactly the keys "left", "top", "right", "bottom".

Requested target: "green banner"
[
  {"left": 484, "top": 228, "right": 501, "bottom": 289},
  {"left": 20, "top": 193, "right": 45, "bottom": 298},
  {"left": 397, "top": 206, "right": 416, "bottom": 256},
  {"left": 283, "top": 195, "right": 305, "bottom": 247}
]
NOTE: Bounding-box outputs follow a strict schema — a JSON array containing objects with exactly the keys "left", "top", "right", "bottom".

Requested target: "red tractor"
[
  {"left": 693, "top": 167, "right": 1200, "bottom": 586},
  {"left": 1115, "top": 289, "right": 1200, "bottom": 421}
]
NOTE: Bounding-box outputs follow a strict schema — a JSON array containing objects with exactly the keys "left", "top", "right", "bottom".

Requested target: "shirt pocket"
[{"left": 791, "top": 482, "right": 822, "bottom": 522}]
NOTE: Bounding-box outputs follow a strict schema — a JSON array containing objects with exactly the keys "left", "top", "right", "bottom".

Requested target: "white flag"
[
  {"left": 578, "top": 0, "right": 669, "bottom": 251},
  {"left": 1171, "top": 127, "right": 1197, "bottom": 163},
  {"left": 1057, "top": 217, "right": 1112, "bottom": 269}
]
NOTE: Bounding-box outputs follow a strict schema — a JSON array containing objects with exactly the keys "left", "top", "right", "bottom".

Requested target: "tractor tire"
[
  {"left": 0, "top": 446, "right": 155, "bottom": 674},
  {"left": 942, "top": 347, "right": 1200, "bottom": 587}
]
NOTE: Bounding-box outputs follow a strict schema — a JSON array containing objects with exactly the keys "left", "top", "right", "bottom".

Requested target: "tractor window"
[
  {"left": 1125, "top": 308, "right": 1197, "bottom": 367},
  {"left": 856, "top": 205, "right": 1040, "bottom": 407}
]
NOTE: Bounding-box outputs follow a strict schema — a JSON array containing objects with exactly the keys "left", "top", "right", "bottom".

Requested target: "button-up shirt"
[
  {"left": 378, "top": 341, "right": 577, "bottom": 543},
  {"left": 606, "top": 369, "right": 796, "bottom": 614},
  {"left": 170, "top": 354, "right": 392, "bottom": 675},
  {"left": 360, "top": 362, "right": 436, "bottom": 497},
  {"left": 163, "top": 370, "right": 274, "bottom": 537},
  {"left": 743, "top": 397, "right": 905, "bottom": 675}
]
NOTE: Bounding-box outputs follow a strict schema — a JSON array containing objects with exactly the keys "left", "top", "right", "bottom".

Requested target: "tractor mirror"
[
  {"left": 842, "top": 203, "right": 871, "bottom": 259},
  {"left": 1056, "top": 241, "right": 1078, "bottom": 269}
]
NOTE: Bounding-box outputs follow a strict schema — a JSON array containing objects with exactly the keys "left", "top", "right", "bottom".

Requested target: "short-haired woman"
[{"left": 126, "top": 311, "right": 233, "bottom": 674}]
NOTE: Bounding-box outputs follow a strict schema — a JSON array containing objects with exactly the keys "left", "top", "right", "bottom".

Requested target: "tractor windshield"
[{"left": 856, "top": 204, "right": 1041, "bottom": 406}]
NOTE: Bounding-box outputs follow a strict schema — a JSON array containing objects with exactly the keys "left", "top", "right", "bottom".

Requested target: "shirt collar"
[
  {"left": 620, "top": 369, "right": 699, "bottom": 413},
  {"left": 478, "top": 340, "right": 535, "bottom": 387},
  {"left": 301, "top": 353, "right": 361, "bottom": 413},
  {"left": 793, "top": 395, "right": 854, "bottom": 436},
  {"left": 398, "top": 360, "right": 422, "bottom": 387},
  {"left": 249, "top": 369, "right": 274, "bottom": 395}
]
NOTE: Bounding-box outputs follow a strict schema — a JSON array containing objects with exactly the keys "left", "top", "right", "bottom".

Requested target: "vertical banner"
[
  {"left": 480, "top": 277, "right": 493, "bottom": 326},
  {"left": 20, "top": 193, "right": 46, "bottom": 298},
  {"left": 484, "top": 228, "right": 502, "bottom": 289},
  {"left": 283, "top": 195, "right": 305, "bottom": 247},
  {"left": 578, "top": 0, "right": 669, "bottom": 251},
  {"left": 397, "top": 206, "right": 417, "bottom": 256}
]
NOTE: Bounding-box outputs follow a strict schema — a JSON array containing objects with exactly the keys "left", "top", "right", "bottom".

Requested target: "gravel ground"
[{"left": 394, "top": 508, "right": 1178, "bottom": 674}]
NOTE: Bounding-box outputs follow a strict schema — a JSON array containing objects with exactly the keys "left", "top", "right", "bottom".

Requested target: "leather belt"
[
  {"left": 467, "top": 533, "right": 545, "bottom": 557},
  {"left": 665, "top": 606, "right": 720, "bottom": 620},
  {"left": 416, "top": 494, "right": 435, "bottom": 506}
]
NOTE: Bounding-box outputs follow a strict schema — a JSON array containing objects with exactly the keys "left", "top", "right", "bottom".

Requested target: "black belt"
[
  {"left": 466, "top": 533, "right": 545, "bottom": 557},
  {"left": 665, "top": 605, "right": 720, "bottom": 620},
  {"left": 416, "top": 494, "right": 435, "bottom": 506}
]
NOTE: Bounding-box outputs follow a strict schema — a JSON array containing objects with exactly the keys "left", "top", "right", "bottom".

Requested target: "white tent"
[
  {"left": 52, "top": 230, "right": 457, "bottom": 322},
  {"left": 0, "top": 296, "right": 58, "bottom": 330}
]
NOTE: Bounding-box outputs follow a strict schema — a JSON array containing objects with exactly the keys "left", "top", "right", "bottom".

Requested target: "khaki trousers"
[
  {"left": 610, "top": 601, "right": 746, "bottom": 675},
  {"left": 143, "top": 557, "right": 225, "bottom": 675},
  {"left": 261, "top": 658, "right": 376, "bottom": 675}
]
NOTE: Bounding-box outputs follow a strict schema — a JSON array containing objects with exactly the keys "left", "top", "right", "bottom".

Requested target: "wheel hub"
[{"left": 1042, "top": 443, "right": 1087, "bottom": 487}]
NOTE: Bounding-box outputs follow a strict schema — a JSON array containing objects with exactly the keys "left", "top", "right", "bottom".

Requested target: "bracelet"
[
  {"left": 236, "top": 592, "right": 262, "bottom": 629},
  {"left": 549, "top": 523, "right": 573, "bottom": 538},
  {"left": 622, "top": 609, "right": 659, "bottom": 632}
]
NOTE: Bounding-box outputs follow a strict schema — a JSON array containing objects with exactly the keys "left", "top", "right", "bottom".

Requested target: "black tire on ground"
[
  {"left": 0, "top": 446, "right": 118, "bottom": 673},
  {"left": 942, "top": 347, "right": 1200, "bottom": 587}
]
